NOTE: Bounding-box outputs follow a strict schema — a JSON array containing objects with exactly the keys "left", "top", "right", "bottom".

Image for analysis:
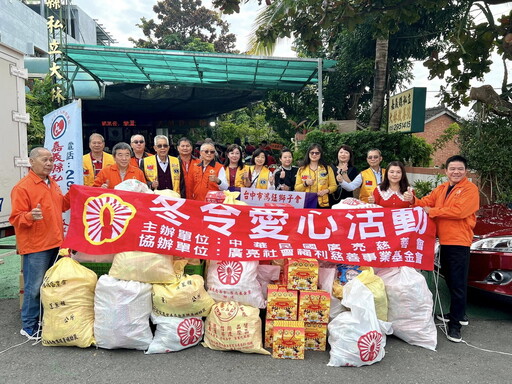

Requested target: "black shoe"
[
  {"left": 436, "top": 313, "right": 469, "bottom": 326},
  {"left": 446, "top": 326, "right": 462, "bottom": 343}
]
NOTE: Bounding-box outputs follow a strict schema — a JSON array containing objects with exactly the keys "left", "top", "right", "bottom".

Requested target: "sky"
[{"left": 71, "top": 0, "right": 511, "bottom": 118}]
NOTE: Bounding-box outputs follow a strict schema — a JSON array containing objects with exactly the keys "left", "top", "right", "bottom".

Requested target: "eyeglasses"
[
  {"left": 156, "top": 144, "right": 169, "bottom": 149},
  {"left": 132, "top": 140, "right": 144, "bottom": 144},
  {"left": 203, "top": 150, "right": 216, "bottom": 154},
  {"left": 367, "top": 155, "right": 380, "bottom": 159},
  {"left": 309, "top": 151, "right": 321, "bottom": 155}
]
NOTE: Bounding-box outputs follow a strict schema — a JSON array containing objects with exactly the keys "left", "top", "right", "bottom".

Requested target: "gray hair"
[
  {"left": 29, "top": 147, "right": 50, "bottom": 159},
  {"left": 154, "top": 135, "right": 169, "bottom": 146},
  {"left": 112, "top": 142, "right": 132, "bottom": 157},
  {"left": 89, "top": 133, "right": 105, "bottom": 143},
  {"left": 177, "top": 137, "right": 192, "bottom": 146},
  {"left": 200, "top": 142, "right": 216, "bottom": 153},
  {"left": 367, "top": 148, "right": 382, "bottom": 157},
  {"left": 130, "top": 134, "right": 145, "bottom": 143}
]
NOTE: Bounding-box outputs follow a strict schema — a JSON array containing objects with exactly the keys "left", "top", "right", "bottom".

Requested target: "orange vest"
[
  {"left": 358, "top": 167, "right": 386, "bottom": 203},
  {"left": 191, "top": 161, "right": 224, "bottom": 201}
]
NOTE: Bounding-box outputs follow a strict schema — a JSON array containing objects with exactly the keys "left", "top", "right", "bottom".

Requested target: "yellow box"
[
  {"left": 265, "top": 319, "right": 274, "bottom": 349},
  {"left": 286, "top": 258, "right": 318, "bottom": 291},
  {"left": 298, "top": 290, "right": 330, "bottom": 324},
  {"left": 272, "top": 320, "right": 305, "bottom": 360},
  {"left": 304, "top": 322, "right": 328, "bottom": 351},
  {"left": 266, "top": 285, "right": 298, "bottom": 321}
]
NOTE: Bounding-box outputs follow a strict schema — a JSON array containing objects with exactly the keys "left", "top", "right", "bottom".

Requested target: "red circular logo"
[
  {"left": 217, "top": 261, "right": 243, "bottom": 285},
  {"left": 357, "top": 330, "right": 383, "bottom": 362},
  {"left": 51, "top": 115, "right": 67, "bottom": 140},
  {"left": 177, "top": 318, "right": 203, "bottom": 346}
]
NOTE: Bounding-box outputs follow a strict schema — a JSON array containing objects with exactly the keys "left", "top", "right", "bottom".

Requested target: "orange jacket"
[
  {"left": 9, "top": 170, "right": 70, "bottom": 255},
  {"left": 93, "top": 163, "right": 147, "bottom": 189},
  {"left": 413, "top": 177, "right": 479, "bottom": 246},
  {"left": 191, "top": 160, "right": 224, "bottom": 201},
  {"left": 180, "top": 157, "right": 200, "bottom": 199}
]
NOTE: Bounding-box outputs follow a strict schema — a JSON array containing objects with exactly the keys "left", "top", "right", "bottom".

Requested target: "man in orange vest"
[
  {"left": 190, "top": 142, "right": 228, "bottom": 201},
  {"left": 339, "top": 148, "right": 385, "bottom": 203}
]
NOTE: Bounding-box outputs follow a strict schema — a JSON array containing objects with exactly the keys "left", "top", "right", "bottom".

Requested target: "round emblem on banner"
[
  {"left": 357, "top": 330, "right": 383, "bottom": 362},
  {"left": 51, "top": 115, "right": 67, "bottom": 140},
  {"left": 177, "top": 318, "right": 203, "bottom": 346},
  {"left": 217, "top": 260, "right": 243, "bottom": 285}
]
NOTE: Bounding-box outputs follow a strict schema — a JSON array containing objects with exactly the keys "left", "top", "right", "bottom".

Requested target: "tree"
[
  {"left": 214, "top": 0, "right": 468, "bottom": 129},
  {"left": 130, "top": 0, "right": 237, "bottom": 53},
  {"left": 26, "top": 75, "right": 59, "bottom": 148}
]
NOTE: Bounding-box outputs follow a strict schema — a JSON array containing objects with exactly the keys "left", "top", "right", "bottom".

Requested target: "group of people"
[{"left": 10, "top": 132, "right": 479, "bottom": 345}]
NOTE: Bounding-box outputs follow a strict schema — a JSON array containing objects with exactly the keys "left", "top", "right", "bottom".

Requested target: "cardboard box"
[
  {"left": 265, "top": 319, "right": 274, "bottom": 349},
  {"left": 304, "top": 322, "right": 327, "bottom": 351},
  {"left": 298, "top": 290, "right": 330, "bottom": 324},
  {"left": 286, "top": 258, "right": 318, "bottom": 291},
  {"left": 272, "top": 321, "right": 305, "bottom": 359},
  {"left": 266, "top": 284, "right": 298, "bottom": 321}
]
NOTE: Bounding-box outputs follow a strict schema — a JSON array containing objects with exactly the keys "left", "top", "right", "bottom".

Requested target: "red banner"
[{"left": 62, "top": 185, "right": 436, "bottom": 270}]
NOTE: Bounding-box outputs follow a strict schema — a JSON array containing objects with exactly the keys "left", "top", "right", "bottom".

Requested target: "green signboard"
[{"left": 388, "top": 87, "right": 426, "bottom": 133}]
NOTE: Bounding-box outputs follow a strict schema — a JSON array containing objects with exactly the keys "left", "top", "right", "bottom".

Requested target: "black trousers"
[{"left": 440, "top": 245, "right": 470, "bottom": 330}]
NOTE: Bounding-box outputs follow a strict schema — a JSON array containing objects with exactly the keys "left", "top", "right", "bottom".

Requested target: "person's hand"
[
  {"left": 31, "top": 203, "right": 43, "bottom": 221},
  {"left": 317, "top": 189, "right": 329, "bottom": 197},
  {"left": 305, "top": 177, "right": 315, "bottom": 186},
  {"left": 269, "top": 174, "right": 275, "bottom": 185},
  {"left": 403, "top": 186, "right": 414, "bottom": 202},
  {"left": 209, "top": 174, "right": 218, "bottom": 184},
  {"left": 423, "top": 206, "right": 431, "bottom": 214},
  {"left": 280, "top": 169, "right": 285, "bottom": 179},
  {"left": 368, "top": 195, "right": 375, "bottom": 204},
  {"left": 336, "top": 172, "right": 343, "bottom": 183},
  {"left": 152, "top": 180, "right": 159, "bottom": 189},
  {"left": 280, "top": 184, "right": 290, "bottom": 191},
  {"left": 101, "top": 179, "right": 110, "bottom": 189}
]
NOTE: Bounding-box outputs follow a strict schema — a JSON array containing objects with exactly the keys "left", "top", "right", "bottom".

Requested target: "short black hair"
[{"left": 446, "top": 155, "right": 467, "bottom": 169}]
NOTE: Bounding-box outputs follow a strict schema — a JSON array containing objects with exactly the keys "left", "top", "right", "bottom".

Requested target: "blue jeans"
[{"left": 21, "top": 248, "right": 59, "bottom": 332}]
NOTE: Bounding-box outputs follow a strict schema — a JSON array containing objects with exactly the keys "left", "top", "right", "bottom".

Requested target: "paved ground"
[{"left": 1, "top": 249, "right": 511, "bottom": 383}]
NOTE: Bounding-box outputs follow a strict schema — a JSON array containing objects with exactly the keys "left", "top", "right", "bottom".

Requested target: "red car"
[{"left": 468, "top": 203, "right": 512, "bottom": 299}]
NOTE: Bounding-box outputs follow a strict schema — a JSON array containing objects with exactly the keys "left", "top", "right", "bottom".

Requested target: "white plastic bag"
[
  {"left": 328, "top": 279, "right": 392, "bottom": 367},
  {"left": 114, "top": 179, "right": 152, "bottom": 193},
  {"left": 376, "top": 267, "right": 437, "bottom": 351},
  {"left": 94, "top": 275, "right": 152, "bottom": 350},
  {"left": 256, "top": 264, "right": 281, "bottom": 299},
  {"left": 207, "top": 260, "right": 265, "bottom": 308},
  {"left": 146, "top": 315, "right": 204, "bottom": 354}
]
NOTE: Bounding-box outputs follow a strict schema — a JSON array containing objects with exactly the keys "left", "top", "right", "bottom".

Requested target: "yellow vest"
[
  {"left": 82, "top": 152, "right": 115, "bottom": 186},
  {"left": 358, "top": 167, "right": 386, "bottom": 203},
  {"left": 226, "top": 165, "right": 250, "bottom": 188},
  {"left": 143, "top": 155, "right": 181, "bottom": 194},
  {"left": 295, "top": 165, "right": 337, "bottom": 207},
  {"left": 249, "top": 166, "right": 273, "bottom": 189}
]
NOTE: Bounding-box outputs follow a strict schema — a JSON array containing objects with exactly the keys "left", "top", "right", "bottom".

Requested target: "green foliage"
[
  {"left": 458, "top": 115, "right": 512, "bottom": 203},
  {"left": 413, "top": 174, "right": 445, "bottom": 198},
  {"left": 130, "top": 0, "right": 237, "bottom": 53},
  {"left": 296, "top": 130, "right": 432, "bottom": 169},
  {"left": 214, "top": 104, "right": 283, "bottom": 147},
  {"left": 26, "top": 76, "right": 59, "bottom": 148},
  {"left": 432, "top": 122, "right": 461, "bottom": 151}
]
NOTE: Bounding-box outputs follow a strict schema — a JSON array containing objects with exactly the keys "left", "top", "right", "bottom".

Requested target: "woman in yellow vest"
[
  {"left": 295, "top": 143, "right": 337, "bottom": 208},
  {"left": 223, "top": 144, "right": 249, "bottom": 188},
  {"left": 243, "top": 148, "right": 275, "bottom": 189}
]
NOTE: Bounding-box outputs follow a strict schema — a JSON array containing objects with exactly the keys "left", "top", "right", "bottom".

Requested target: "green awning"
[{"left": 64, "top": 44, "right": 336, "bottom": 92}]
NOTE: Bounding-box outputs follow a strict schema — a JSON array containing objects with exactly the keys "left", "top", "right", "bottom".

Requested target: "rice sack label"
[
  {"left": 207, "top": 260, "right": 265, "bottom": 308},
  {"left": 146, "top": 315, "right": 204, "bottom": 354},
  {"left": 272, "top": 321, "right": 305, "bottom": 359},
  {"left": 152, "top": 274, "right": 214, "bottom": 318},
  {"left": 41, "top": 258, "right": 96, "bottom": 348},
  {"left": 203, "top": 301, "right": 269, "bottom": 355}
]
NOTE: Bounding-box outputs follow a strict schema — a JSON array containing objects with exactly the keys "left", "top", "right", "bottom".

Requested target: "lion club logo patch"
[
  {"left": 357, "top": 330, "right": 383, "bottom": 362},
  {"left": 51, "top": 115, "right": 67, "bottom": 140},
  {"left": 217, "top": 260, "right": 243, "bottom": 285},
  {"left": 83, "top": 193, "right": 136, "bottom": 245},
  {"left": 177, "top": 318, "right": 203, "bottom": 346}
]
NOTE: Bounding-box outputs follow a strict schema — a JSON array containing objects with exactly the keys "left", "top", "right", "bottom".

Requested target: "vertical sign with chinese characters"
[
  {"left": 46, "top": 0, "right": 68, "bottom": 104},
  {"left": 388, "top": 87, "right": 427, "bottom": 133},
  {"left": 44, "top": 100, "right": 84, "bottom": 233}
]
